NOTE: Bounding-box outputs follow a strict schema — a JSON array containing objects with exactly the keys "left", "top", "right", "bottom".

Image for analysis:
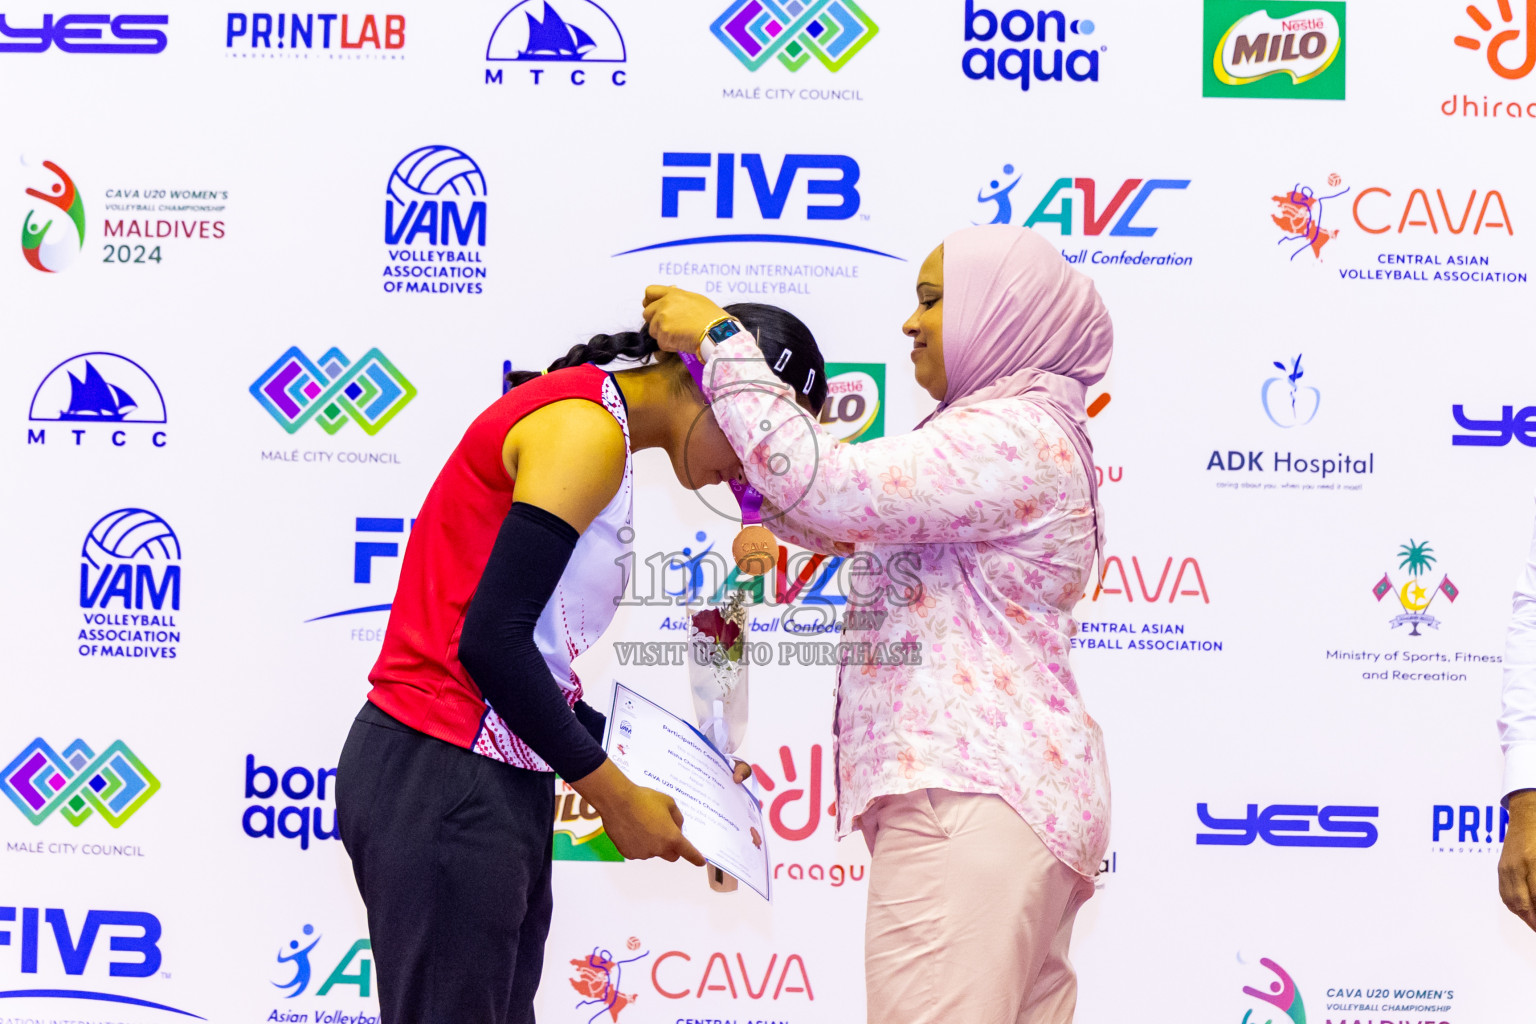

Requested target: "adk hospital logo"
[
  {"left": 382, "top": 145, "right": 487, "bottom": 294},
  {"left": 26, "top": 352, "right": 168, "bottom": 449},
  {"left": 21, "top": 159, "right": 85, "bottom": 273},
  {"left": 77, "top": 508, "right": 182, "bottom": 660}
]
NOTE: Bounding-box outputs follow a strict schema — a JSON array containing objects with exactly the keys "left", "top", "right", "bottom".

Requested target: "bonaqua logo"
[
  {"left": 485, "top": 0, "right": 626, "bottom": 86},
  {"left": 27, "top": 352, "right": 168, "bottom": 448},
  {"left": 1, "top": 739, "right": 158, "bottom": 827},
  {"left": 382, "top": 145, "right": 488, "bottom": 294},
  {"left": 77, "top": 508, "right": 182, "bottom": 660},
  {"left": 242, "top": 755, "right": 339, "bottom": 850},
  {"left": 250, "top": 348, "right": 416, "bottom": 435},
  {"left": 962, "top": 1, "right": 1099, "bottom": 91},
  {"left": 21, "top": 159, "right": 84, "bottom": 272},
  {"left": 712, "top": 0, "right": 877, "bottom": 73}
]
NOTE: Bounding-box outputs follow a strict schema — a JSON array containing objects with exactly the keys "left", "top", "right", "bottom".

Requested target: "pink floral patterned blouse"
[{"left": 703, "top": 334, "right": 1111, "bottom": 878}]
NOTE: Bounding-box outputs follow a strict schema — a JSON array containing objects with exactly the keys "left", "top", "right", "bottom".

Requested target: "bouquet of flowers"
[{"left": 686, "top": 588, "right": 749, "bottom": 755}]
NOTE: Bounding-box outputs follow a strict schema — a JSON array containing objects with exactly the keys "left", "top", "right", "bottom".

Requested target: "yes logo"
[
  {"left": 1262, "top": 354, "right": 1319, "bottom": 428},
  {"left": 0, "top": 14, "right": 168, "bottom": 53},
  {"left": 21, "top": 160, "right": 85, "bottom": 273},
  {"left": 1203, "top": 1, "right": 1345, "bottom": 99},
  {"left": 1452, "top": 404, "right": 1536, "bottom": 446},
  {"left": 1196, "top": 803, "right": 1379, "bottom": 847}
]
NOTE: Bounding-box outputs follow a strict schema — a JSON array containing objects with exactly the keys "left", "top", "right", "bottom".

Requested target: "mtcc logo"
[
  {"left": 1456, "top": 0, "right": 1536, "bottom": 79},
  {"left": 1, "top": 739, "right": 159, "bottom": 827},
  {"left": 28, "top": 352, "right": 168, "bottom": 448},
  {"left": 485, "top": 0, "right": 626, "bottom": 85},
  {"left": 250, "top": 347, "right": 416, "bottom": 435},
  {"left": 1261, "top": 354, "right": 1318, "bottom": 428},
  {"left": 272, "top": 923, "right": 375, "bottom": 1001},
  {"left": 21, "top": 159, "right": 85, "bottom": 273},
  {"left": 382, "top": 145, "right": 489, "bottom": 294},
  {"left": 712, "top": 0, "right": 878, "bottom": 72}
]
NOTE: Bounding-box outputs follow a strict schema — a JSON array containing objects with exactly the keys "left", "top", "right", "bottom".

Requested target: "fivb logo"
[
  {"left": 382, "top": 145, "right": 489, "bottom": 295},
  {"left": 1, "top": 739, "right": 159, "bottom": 827},
  {"left": 21, "top": 159, "right": 85, "bottom": 273},
  {"left": 712, "top": 0, "right": 878, "bottom": 72},
  {"left": 250, "top": 348, "right": 415, "bottom": 435}
]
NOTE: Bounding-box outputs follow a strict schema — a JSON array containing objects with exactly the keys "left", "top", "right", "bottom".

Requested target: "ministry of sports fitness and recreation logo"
[
  {"left": 1371, "top": 538, "right": 1459, "bottom": 636},
  {"left": 381, "top": 145, "right": 488, "bottom": 294},
  {"left": 1, "top": 739, "right": 158, "bottom": 827},
  {"left": 712, "top": 0, "right": 878, "bottom": 72},
  {"left": 77, "top": 508, "right": 182, "bottom": 659},
  {"left": 27, "top": 352, "right": 168, "bottom": 449},
  {"left": 250, "top": 347, "right": 416, "bottom": 435},
  {"left": 485, "top": 0, "right": 627, "bottom": 86},
  {"left": 1203, "top": 0, "right": 1345, "bottom": 100},
  {"left": 21, "top": 159, "right": 85, "bottom": 273}
]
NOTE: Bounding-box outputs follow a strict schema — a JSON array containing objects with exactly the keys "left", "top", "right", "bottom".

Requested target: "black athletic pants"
[{"left": 336, "top": 701, "right": 555, "bottom": 1024}]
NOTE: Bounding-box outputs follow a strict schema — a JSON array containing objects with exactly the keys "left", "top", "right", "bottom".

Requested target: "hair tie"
[{"left": 540, "top": 368, "right": 549, "bottom": 376}]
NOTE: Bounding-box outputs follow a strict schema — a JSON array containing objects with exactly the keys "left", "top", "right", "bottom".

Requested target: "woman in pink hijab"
[{"left": 644, "top": 224, "right": 1113, "bottom": 1023}]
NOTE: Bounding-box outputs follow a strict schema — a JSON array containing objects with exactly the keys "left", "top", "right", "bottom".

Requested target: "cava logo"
[
  {"left": 381, "top": 145, "right": 488, "bottom": 294},
  {"left": 568, "top": 939, "right": 647, "bottom": 1020},
  {"left": 1203, "top": 1, "right": 1345, "bottom": 100},
  {"left": 77, "top": 509, "right": 181, "bottom": 660},
  {"left": 250, "top": 348, "right": 415, "bottom": 435},
  {"left": 819, "top": 363, "right": 883, "bottom": 442},
  {"left": 1371, "top": 538, "right": 1458, "bottom": 637},
  {"left": 1, "top": 739, "right": 158, "bottom": 827},
  {"left": 712, "top": 0, "right": 878, "bottom": 72},
  {"left": 27, "top": 352, "right": 168, "bottom": 449},
  {"left": 21, "top": 159, "right": 84, "bottom": 273},
  {"left": 485, "top": 0, "right": 627, "bottom": 86}
]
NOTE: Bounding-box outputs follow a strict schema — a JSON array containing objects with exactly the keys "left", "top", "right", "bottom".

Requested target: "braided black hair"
[{"left": 505, "top": 303, "right": 828, "bottom": 412}]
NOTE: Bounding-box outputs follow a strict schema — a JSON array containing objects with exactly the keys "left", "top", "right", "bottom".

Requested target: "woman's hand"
[
  {"left": 642, "top": 285, "right": 729, "bottom": 356},
  {"left": 570, "top": 760, "right": 704, "bottom": 865},
  {"left": 733, "top": 760, "right": 753, "bottom": 784}
]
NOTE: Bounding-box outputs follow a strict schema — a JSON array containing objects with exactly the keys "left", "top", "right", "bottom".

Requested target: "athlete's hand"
[
  {"left": 1499, "top": 789, "right": 1536, "bottom": 930},
  {"left": 603, "top": 784, "right": 705, "bottom": 865},
  {"left": 642, "top": 285, "right": 728, "bottom": 356}
]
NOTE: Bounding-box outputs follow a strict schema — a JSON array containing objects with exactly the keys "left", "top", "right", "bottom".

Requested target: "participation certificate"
[{"left": 605, "top": 682, "right": 771, "bottom": 901}]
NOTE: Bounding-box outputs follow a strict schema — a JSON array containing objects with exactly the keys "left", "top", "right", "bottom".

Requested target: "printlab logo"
[
  {"left": 0, "top": 13, "right": 169, "bottom": 53},
  {"left": 1, "top": 739, "right": 158, "bottom": 827},
  {"left": 250, "top": 347, "right": 416, "bottom": 434},
  {"left": 1451, "top": 403, "right": 1536, "bottom": 446},
  {"left": 961, "top": 2, "right": 1100, "bottom": 91},
  {"left": 272, "top": 924, "right": 374, "bottom": 1000},
  {"left": 1261, "top": 354, "right": 1318, "bottom": 428},
  {"left": 1433, "top": 802, "right": 1509, "bottom": 852},
  {"left": 1240, "top": 957, "right": 1306, "bottom": 1024},
  {"left": 1455, "top": 1, "right": 1536, "bottom": 80},
  {"left": 382, "top": 145, "right": 488, "bottom": 294},
  {"left": 27, "top": 352, "right": 168, "bottom": 448},
  {"left": 21, "top": 159, "right": 84, "bottom": 273},
  {"left": 485, "top": 0, "right": 627, "bottom": 86},
  {"left": 1202, "top": 0, "right": 1345, "bottom": 100},
  {"left": 820, "top": 362, "right": 883, "bottom": 442},
  {"left": 1196, "top": 803, "right": 1379, "bottom": 847},
  {"left": 975, "top": 165, "right": 1192, "bottom": 268},
  {"left": 224, "top": 12, "right": 405, "bottom": 57},
  {"left": 568, "top": 938, "right": 647, "bottom": 1020},
  {"left": 1371, "top": 538, "right": 1459, "bottom": 637},
  {"left": 712, "top": 0, "right": 877, "bottom": 72},
  {"left": 77, "top": 509, "right": 182, "bottom": 660}
]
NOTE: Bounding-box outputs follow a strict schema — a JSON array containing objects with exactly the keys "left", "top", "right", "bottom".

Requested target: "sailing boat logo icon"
[
  {"left": 29, "top": 353, "right": 167, "bottom": 424},
  {"left": 486, "top": 0, "right": 627, "bottom": 63}
]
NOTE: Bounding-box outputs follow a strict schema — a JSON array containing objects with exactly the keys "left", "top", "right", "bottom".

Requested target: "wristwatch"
[{"left": 701, "top": 316, "right": 745, "bottom": 347}]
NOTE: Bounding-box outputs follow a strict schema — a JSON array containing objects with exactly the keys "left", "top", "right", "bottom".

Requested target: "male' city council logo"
[
  {"left": 486, "top": 0, "right": 626, "bottom": 62},
  {"left": 30, "top": 353, "right": 167, "bottom": 424},
  {"left": 21, "top": 160, "right": 85, "bottom": 273},
  {"left": 1, "top": 739, "right": 159, "bottom": 827},
  {"left": 712, "top": 0, "right": 878, "bottom": 72},
  {"left": 250, "top": 347, "right": 416, "bottom": 434},
  {"left": 1372, "top": 538, "right": 1459, "bottom": 637}
]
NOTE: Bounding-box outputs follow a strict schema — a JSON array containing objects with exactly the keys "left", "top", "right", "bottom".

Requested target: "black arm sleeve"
[
  {"left": 458, "top": 501, "right": 608, "bottom": 781},
  {"left": 573, "top": 700, "right": 607, "bottom": 744}
]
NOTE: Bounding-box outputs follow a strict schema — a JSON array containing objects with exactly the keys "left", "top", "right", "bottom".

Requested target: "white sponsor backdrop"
[{"left": 3, "top": 1, "right": 1536, "bottom": 1022}]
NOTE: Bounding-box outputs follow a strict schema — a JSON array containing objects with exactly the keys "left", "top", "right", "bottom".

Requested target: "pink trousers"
[{"left": 859, "top": 789, "right": 1095, "bottom": 1024}]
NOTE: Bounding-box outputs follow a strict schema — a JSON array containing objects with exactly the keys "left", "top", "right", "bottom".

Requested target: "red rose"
[{"left": 692, "top": 607, "right": 726, "bottom": 640}]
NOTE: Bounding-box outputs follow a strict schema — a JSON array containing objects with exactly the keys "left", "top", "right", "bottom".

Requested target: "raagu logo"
[
  {"left": 0, "top": 14, "right": 168, "bottom": 53},
  {"left": 713, "top": 0, "right": 877, "bottom": 73},
  {"left": 976, "top": 165, "right": 1193, "bottom": 268},
  {"left": 77, "top": 509, "right": 181, "bottom": 660},
  {"left": 1452, "top": 403, "right": 1536, "bottom": 445},
  {"left": 485, "top": 0, "right": 626, "bottom": 86},
  {"left": 1196, "top": 803, "right": 1379, "bottom": 847},
  {"left": 1202, "top": 0, "right": 1344, "bottom": 100},
  {"left": 1, "top": 739, "right": 158, "bottom": 829},
  {"left": 27, "top": 352, "right": 167, "bottom": 448},
  {"left": 225, "top": 13, "right": 404, "bottom": 57},
  {"left": 21, "top": 159, "right": 84, "bottom": 272},
  {"left": 250, "top": 348, "right": 415, "bottom": 435},
  {"left": 242, "top": 755, "right": 339, "bottom": 850},
  {"left": 962, "top": 2, "right": 1099, "bottom": 91},
  {"left": 382, "top": 145, "right": 488, "bottom": 295}
]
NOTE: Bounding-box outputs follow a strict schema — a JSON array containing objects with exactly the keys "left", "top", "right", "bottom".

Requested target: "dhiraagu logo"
[{"left": 1203, "top": 1, "right": 1345, "bottom": 100}]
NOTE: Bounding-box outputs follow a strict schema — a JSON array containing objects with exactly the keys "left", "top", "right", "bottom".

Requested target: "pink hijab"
[{"left": 928, "top": 224, "right": 1114, "bottom": 559}]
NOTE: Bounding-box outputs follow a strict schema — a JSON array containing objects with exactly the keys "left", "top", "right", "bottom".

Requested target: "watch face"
[{"left": 708, "top": 319, "right": 743, "bottom": 343}]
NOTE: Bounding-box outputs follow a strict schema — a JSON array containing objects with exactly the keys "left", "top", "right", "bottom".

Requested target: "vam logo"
[
  {"left": 0, "top": 14, "right": 168, "bottom": 53},
  {"left": 77, "top": 509, "right": 181, "bottom": 660},
  {"left": 21, "top": 159, "right": 84, "bottom": 272},
  {"left": 382, "top": 145, "right": 488, "bottom": 295},
  {"left": 1203, "top": 0, "right": 1345, "bottom": 100},
  {"left": 250, "top": 348, "right": 415, "bottom": 435},
  {"left": 712, "top": 0, "right": 877, "bottom": 73},
  {"left": 1, "top": 739, "right": 158, "bottom": 827},
  {"left": 485, "top": 0, "right": 626, "bottom": 86},
  {"left": 27, "top": 352, "right": 167, "bottom": 448},
  {"left": 962, "top": 2, "right": 1100, "bottom": 91}
]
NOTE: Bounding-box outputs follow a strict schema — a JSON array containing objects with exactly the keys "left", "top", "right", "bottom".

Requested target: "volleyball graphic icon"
[
  {"left": 81, "top": 509, "right": 181, "bottom": 570},
  {"left": 386, "top": 146, "right": 487, "bottom": 204}
]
